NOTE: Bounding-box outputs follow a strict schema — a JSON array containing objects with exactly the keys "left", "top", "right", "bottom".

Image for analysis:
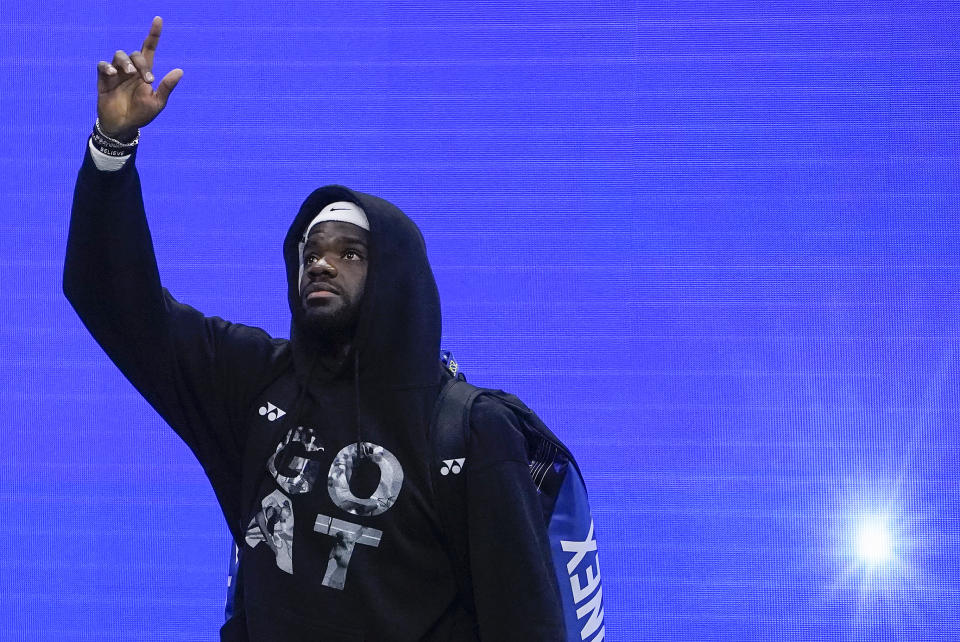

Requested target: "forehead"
[{"left": 303, "top": 221, "right": 369, "bottom": 246}]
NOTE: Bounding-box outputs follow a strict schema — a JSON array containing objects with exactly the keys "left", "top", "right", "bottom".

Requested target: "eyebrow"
[{"left": 303, "top": 235, "right": 368, "bottom": 250}]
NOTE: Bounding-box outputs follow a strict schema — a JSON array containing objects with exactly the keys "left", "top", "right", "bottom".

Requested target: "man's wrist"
[
  {"left": 91, "top": 119, "right": 140, "bottom": 155},
  {"left": 87, "top": 126, "right": 139, "bottom": 172},
  {"left": 99, "top": 127, "right": 138, "bottom": 144}
]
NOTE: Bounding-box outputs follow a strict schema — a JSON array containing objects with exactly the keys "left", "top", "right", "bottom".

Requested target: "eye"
[
  {"left": 342, "top": 249, "right": 364, "bottom": 261},
  {"left": 303, "top": 254, "right": 319, "bottom": 266}
]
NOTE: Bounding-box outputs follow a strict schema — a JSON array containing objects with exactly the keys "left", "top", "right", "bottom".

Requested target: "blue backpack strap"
[
  {"left": 225, "top": 542, "right": 240, "bottom": 620},
  {"left": 429, "top": 366, "right": 482, "bottom": 615},
  {"left": 221, "top": 542, "right": 249, "bottom": 640},
  {"left": 549, "top": 462, "right": 604, "bottom": 641}
]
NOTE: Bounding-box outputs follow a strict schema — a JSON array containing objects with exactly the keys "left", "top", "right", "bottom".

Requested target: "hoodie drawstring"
[{"left": 354, "top": 349, "right": 364, "bottom": 463}]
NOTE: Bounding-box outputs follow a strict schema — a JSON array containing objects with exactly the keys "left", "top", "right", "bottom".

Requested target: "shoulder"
[
  {"left": 215, "top": 319, "right": 291, "bottom": 372},
  {"left": 162, "top": 290, "right": 292, "bottom": 379},
  {"left": 468, "top": 394, "right": 528, "bottom": 468},
  {"left": 163, "top": 289, "right": 286, "bottom": 351},
  {"left": 217, "top": 316, "right": 288, "bottom": 350}
]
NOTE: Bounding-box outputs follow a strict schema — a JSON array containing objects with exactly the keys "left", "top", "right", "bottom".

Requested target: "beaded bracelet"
[{"left": 90, "top": 118, "right": 139, "bottom": 156}]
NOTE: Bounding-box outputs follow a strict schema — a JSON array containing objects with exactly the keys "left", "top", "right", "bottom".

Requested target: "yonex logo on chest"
[
  {"left": 440, "top": 458, "right": 465, "bottom": 475},
  {"left": 258, "top": 402, "right": 286, "bottom": 422}
]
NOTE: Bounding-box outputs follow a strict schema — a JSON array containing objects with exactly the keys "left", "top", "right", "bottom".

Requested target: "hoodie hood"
[{"left": 283, "top": 185, "right": 441, "bottom": 389}]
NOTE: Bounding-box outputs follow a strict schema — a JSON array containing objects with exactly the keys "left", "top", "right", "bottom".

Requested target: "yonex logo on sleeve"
[
  {"left": 258, "top": 402, "right": 287, "bottom": 422},
  {"left": 440, "top": 458, "right": 465, "bottom": 476}
]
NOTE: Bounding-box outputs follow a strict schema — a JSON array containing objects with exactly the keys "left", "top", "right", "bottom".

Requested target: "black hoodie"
[{"left": 64, "top": 147, "right": 564, "bottom": 641}]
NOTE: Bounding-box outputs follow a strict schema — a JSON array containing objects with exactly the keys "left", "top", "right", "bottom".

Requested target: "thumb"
[{"left": 155, "top": 68, "right": 183, "bottom": 106}]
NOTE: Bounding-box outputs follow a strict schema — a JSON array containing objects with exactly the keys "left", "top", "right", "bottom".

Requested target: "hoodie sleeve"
[
  {"left": 63, "top": 147, "right": 280, "bottom": 536},
  {"left": 466, "top": 397, "right": 566, "bottom": 641}
]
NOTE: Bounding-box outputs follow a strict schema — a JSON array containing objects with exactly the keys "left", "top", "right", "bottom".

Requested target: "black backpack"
[{"left": 430, "top": 352, "right": 604, "bottom": 642}]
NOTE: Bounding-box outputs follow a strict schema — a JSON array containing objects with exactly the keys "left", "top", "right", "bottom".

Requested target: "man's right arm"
[
  {"left": 63, "top": 18, "right": 277, "bottom": 540},
  {"left": 63, "top": 16, "right": 186, "bottom": 407}
]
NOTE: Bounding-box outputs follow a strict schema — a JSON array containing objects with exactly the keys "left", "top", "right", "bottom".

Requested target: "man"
[{"left": 64, "top": 17, "right": 565, "bottom": 641}]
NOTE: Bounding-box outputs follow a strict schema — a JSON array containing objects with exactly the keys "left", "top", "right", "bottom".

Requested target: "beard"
[{"left": 300, "top": 294, "right": 361, "bottom": 339}]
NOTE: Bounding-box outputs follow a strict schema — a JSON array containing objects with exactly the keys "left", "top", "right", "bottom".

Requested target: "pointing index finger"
[{"left": 141, "top": 16, "right": 163, "bottom": 69}]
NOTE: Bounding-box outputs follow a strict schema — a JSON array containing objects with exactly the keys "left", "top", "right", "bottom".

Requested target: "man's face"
[{"left": 299, "top": 220, "right": 369, "bottom": 335}]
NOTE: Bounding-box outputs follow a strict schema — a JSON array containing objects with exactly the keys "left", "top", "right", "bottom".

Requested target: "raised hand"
[{"left": 97, "top": 16, "right": 183, "bottom": 140}]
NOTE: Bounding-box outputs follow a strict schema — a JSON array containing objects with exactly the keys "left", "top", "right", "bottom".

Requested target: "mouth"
[{"left": 303, "top": 284, "right": 340, "bottom": 302}]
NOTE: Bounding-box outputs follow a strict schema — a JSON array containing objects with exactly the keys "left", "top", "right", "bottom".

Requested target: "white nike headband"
[{"left": 304, "top": 201, "right": 369, "bottom": 235}]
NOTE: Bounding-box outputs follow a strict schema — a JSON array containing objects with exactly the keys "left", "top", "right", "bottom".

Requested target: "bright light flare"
[{"left": 854, "top": 518, "right": 893, "bottom": 566}]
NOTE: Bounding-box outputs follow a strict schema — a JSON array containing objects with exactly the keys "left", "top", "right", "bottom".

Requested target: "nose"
[{"left": 307, "top": 256, "right": 337, "bottom": 277}]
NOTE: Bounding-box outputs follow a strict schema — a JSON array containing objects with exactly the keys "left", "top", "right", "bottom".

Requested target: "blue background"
[{"left": 2, "top": 1, "right": 959, "bottom": 639}]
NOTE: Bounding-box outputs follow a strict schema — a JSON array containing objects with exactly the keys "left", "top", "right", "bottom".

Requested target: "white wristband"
[{"left": 88, "top": 138, "right": 131, "bottom": 172}]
